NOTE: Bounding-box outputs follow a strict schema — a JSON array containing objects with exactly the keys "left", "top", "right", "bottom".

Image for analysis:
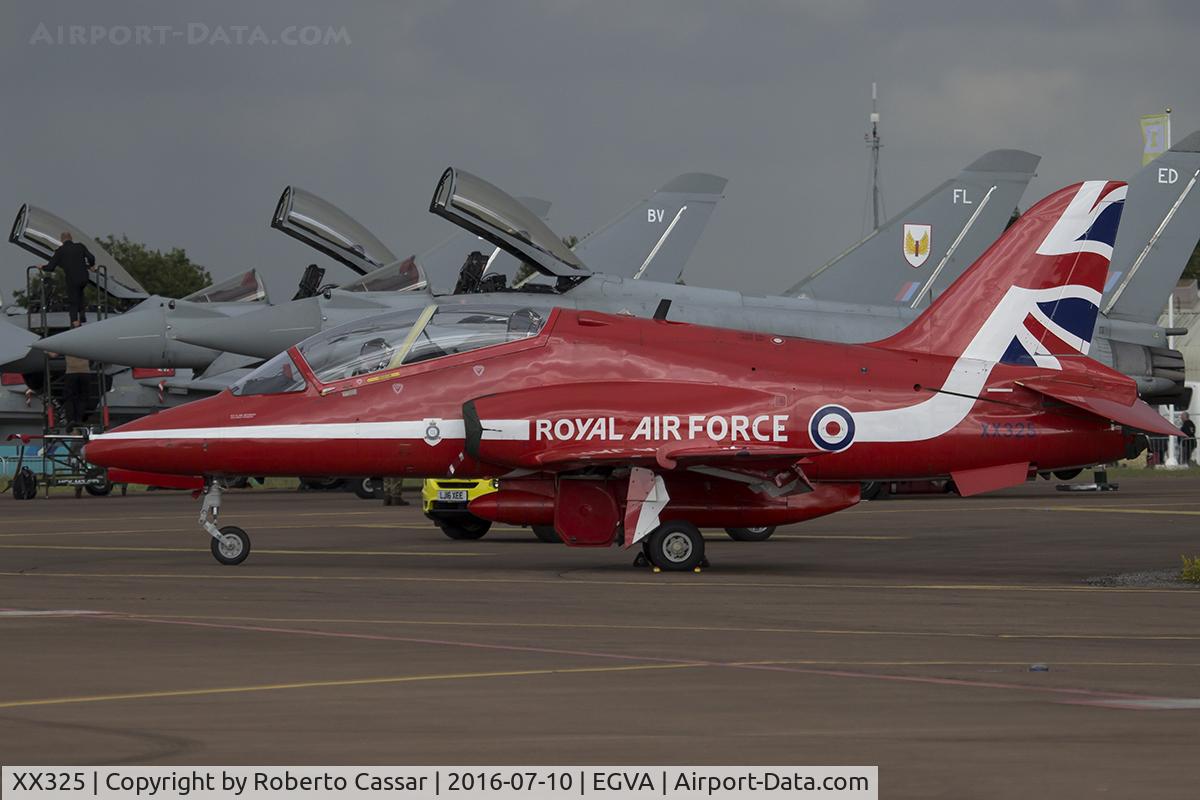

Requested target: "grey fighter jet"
[
  {"left": 136, "top": 172, "right": 733, "bottom": 359},
  {"left": 182, "top": 142, "right": 1196, "bottom": 405}
]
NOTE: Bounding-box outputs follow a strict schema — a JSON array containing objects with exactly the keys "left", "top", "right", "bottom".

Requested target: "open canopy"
[
  {"left": 429, "top": 167, "right": 588, "bottom": 279},
  {"left": 271, "top": 186, "right": 401, "bottom": 276},
  {"left": 8, "top": 204, "right": 148, "bottom": 300},
  {"left": 183, "top": 268, "right": 268, "bottom": 304},
  {"left": 338, "top": 256, "right": 426, "bottom": 294}
]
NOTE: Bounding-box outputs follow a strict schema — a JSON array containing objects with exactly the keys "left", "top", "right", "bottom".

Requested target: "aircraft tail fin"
[
  {"left": 876, "top": 180, "right": 1126, "bottom": 365},
  {"left": 571, "top": 173, "right": 727, "bottom": 283},
  {"left": 1101, "top": 129, "right": 1200, "bottom": 322},
  {"left": 785, "top": 149, "right": 1040, "bottom": 305}
]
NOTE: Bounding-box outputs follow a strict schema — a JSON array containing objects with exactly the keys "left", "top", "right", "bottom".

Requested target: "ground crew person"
[
  {"left": 63, "top": 354, "right": 92, "bottom": 428},
  {"left": 382, "top": 477, "right": 409, "bottom": 506},
  {"left": 40, "top": 231, "right": 96, "bottom": 326}
]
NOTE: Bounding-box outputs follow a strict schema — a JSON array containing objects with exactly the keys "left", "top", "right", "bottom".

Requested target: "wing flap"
[{"left": 1017, "top": 375, "right": 1182, "bottom": 437}]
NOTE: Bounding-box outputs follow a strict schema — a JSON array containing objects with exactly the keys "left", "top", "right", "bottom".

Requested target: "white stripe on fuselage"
[
  {"left": 92, "top": 419, "right": 531, "bottom": 442},
  {"left": 854, "top": 284, "right": 1100, "bottom": 443}
]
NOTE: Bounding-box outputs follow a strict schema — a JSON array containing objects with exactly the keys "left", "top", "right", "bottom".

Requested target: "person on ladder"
[{"left": 39, "top": 231, "right": 96, "bottom": 327}]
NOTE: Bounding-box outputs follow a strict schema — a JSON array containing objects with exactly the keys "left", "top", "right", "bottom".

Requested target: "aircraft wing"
[{"left": 1016, "top": 374, "right": 1181, "bottom": 437}]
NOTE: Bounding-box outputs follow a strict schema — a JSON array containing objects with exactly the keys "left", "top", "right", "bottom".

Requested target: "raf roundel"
[{"left": 808, "top": 404, "right": 856, "bottom": 452}]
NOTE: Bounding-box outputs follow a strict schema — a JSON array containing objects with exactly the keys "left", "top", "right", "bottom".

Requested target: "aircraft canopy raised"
[
  {"left": 430, "top": 168, "right": 588, "bottom": 279},
  {"left": 8, "top": 204, "right": 148, "bottom": 300},
  {"left": 183, "top": 268, "right": 268, "bottom": 304},
  {"left": 271, "top": 186, "right": 399, "bottom": 276},
  {"left": 338, "top": 256, "right": 426, "bottom": 294}
]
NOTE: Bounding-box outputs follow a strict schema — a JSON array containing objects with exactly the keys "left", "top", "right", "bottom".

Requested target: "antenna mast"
[{"left": 866, "top": 82, "right": 884, "bottom": 230}]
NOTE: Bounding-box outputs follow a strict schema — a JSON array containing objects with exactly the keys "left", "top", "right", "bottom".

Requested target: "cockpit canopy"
[
  {"left": 184, "top": 269, "right": 268, "bottom": 304},
  {"left": 338, "top": 256, "right": 425, "bottom": 294},
  {"left": 8, "top": 204, "right": 148, "bottom": 300},
  {"left": 430, "top": 168, "right": 588, "bottom": 280},
  {"left": 272, "top": 186, "right": 415, "bottom": 281},
  {"left": 231, "top": 304, "right": 546, "bottom": 396}
]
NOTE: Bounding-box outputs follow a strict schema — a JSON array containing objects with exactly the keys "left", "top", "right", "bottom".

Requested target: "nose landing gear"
[{"left": 199, "top": 481, "right": 252, "bottom": 565}]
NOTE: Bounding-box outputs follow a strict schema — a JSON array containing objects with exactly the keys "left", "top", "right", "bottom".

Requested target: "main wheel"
[
  {"left": 436, "top": 516, "right": 491, "bottom": 540},
  {"left": 860, "top": 481, "right": 889, "bottom": 501},
  {"left": 354, "top": 477, "right": 381, "bottom": 500},
  {"left": 85, "top": 479, "right": 113, "bottom": 497},
  {"left": 1054, "top": 469, "right": 1083, "bottom": 481},
  {"left": 645, "top": 521, "right": 705, "bottom": 571},
  {"left": 724, "top": 526, "right": 776, "bottom": 542},
  {"left": 531, "top": 524, "right": 561, "bottom": 543},
  {"left": 300, "top": 477, "right": 344, "bottom": 491},
  {"left": 211, "top": 525, "right": 251, "bottom": 566}
]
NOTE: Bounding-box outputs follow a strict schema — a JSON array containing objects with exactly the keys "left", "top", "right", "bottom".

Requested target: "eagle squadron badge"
[{"left": 903, "top": 223, "right": 932, "bottom": 268}]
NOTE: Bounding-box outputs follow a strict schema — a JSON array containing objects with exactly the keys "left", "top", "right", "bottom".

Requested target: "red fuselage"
[{"left": 86, "top": 308, "right": 1133, "bottom": 483}]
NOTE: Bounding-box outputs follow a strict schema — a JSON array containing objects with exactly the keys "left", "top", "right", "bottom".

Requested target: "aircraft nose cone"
[
  {"left": 33, "top": 308, "right": 164, "bottom": 365},
  {"left": 175, "top": 297, "right": 326, "bottom": 359},
  {"left": 33, "top": 303, "right": 222, "bottom": 369}
]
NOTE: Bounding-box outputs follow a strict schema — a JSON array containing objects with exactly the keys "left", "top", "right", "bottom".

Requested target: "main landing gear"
[
  {"left": 199, "top": 481, "right": 251, "bottom": 566},
  {"left": 724, "top": 525, "right": 776, "bottom": 541},
  {"left": 635, "top": 520, "right": 708, "bottom": 572}
]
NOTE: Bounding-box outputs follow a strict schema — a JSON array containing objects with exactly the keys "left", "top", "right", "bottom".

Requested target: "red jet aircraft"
[{"left": 87, "top": 180, "right": 1178, "bottom": 570}]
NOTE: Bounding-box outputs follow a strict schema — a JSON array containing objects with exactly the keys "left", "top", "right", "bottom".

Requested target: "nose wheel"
[
  {"left": 199, "top": 481, "right": 252, "bottom": 565},
  {"left": 211, "top": 526, "right": 251, "bottom": 565}
]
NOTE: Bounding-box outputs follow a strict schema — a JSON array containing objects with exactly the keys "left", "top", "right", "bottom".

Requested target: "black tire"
[
  {"left": 12, "top": 468, "right": 37, "bottom": 500},
  {"left": 645, "top": 521, "right": 705, "bottom": 571},
  {"left": 724, "top": 526, "right": 776, "bottom": 542},
  {"left": 531, "top": 524, "right": 561, "bottom": 543},
  {"left": 354, "top": 477, "right": 381, "bottom": 500},
  {"left": 211, "top": 525, "right": 251, "bottom": 566},
  {"left": 300, "top": 477, "right": 344, "bottom": 491},
  {"left": 1054, "top": 469, "right": 1083, "bottom": 481},
  {"left": 860, "top": 481, "right": 889, "bottom": 501},
  {"left": 436, "top": 516, "right": 491, "bottom": 540},
  {"left": 84, "top": 478, "right": 112, "bottom": 497}
]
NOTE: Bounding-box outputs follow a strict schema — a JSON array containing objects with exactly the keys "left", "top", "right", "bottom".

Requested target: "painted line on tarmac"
[
  {"left": 0, "top": 523, "right": 524, "bottom": 538},
  {"left": 0, "top": 662, "right": 698, "bottom": 710},
  {"left": 110, "top": 614, "right": 1200, "bottom": 642},
  {"left": 0, "top": 544, "right": 482, "bottom": 557},
  {"left": 1028, "top": 506, "right": 1200, "bottom": 517},
  {"left": 7, "top": 612, "right": 1187, "bottom": 712},
  {"left": 743, "top": 659, "right": 1200, "bottom": 667},
  {"left": 765, "top": 534, "right": 909, "bottom": 540},
  {"left": 848, "top": 501, "right": 1200, "bottom": 516},
  {"left": 0, "top": 510, "right": 402, "bottom": 526},
  {"left": 0, "top": 570, "right": 1189, "bottom": 595}
]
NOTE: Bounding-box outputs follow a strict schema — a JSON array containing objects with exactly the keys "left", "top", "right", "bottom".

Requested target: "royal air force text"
[{"left": 534, "top": 414, "right": 789, "bottom": 443}]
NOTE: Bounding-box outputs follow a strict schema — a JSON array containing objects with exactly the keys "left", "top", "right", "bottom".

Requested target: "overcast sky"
[{"left": 2, "top": 0, "right": 1197, "bottom": 303}]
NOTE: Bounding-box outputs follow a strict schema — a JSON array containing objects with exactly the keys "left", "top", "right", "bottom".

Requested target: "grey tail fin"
[
  {"left": 570, "top": 173, "right": 727, "bottom": 282},
  {"left": 784, "top": 149, "right": 1040, "bottom": 305},
  {"left": 1101, "top": 130, "right": 1200, "bottom": 323}
]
